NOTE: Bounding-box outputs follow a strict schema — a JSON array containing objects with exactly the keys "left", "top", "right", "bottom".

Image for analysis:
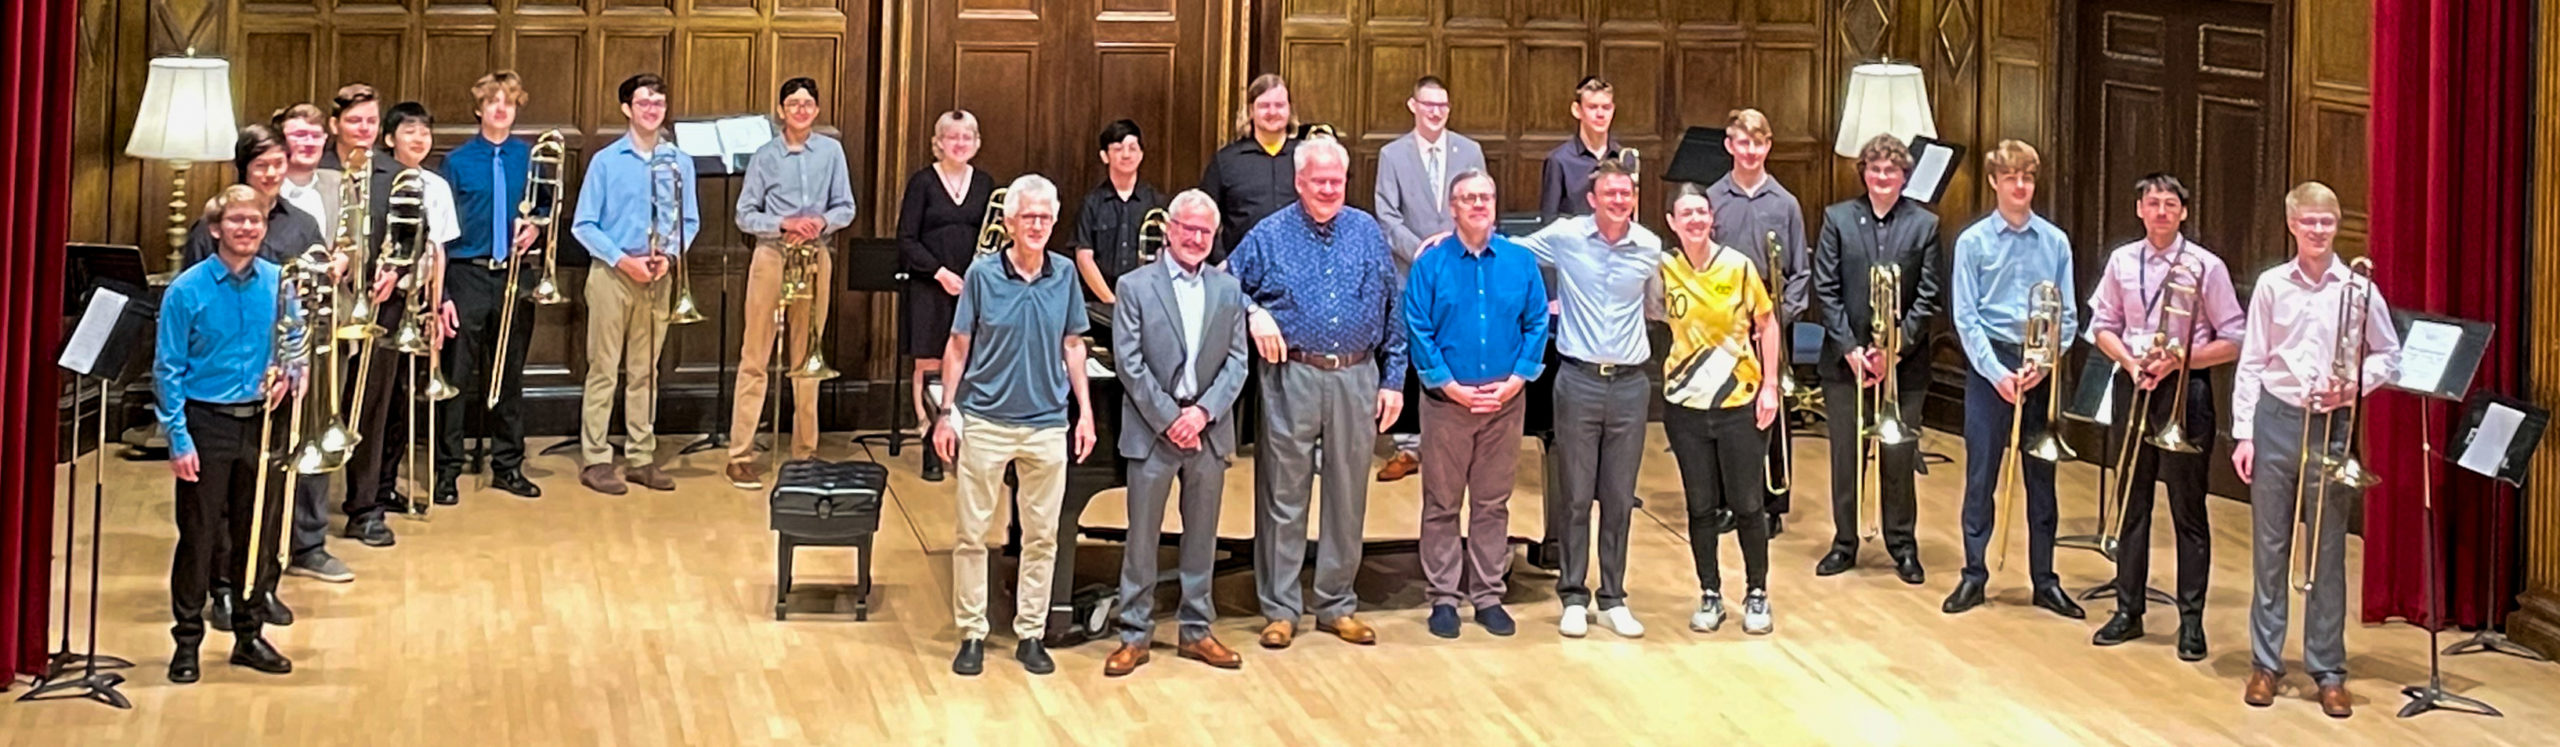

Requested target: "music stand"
[
  {"left": 2378, "top": 310, "right": 2508, "bottom": 719},
  {"left": 2441, "top": 391, "right": 2548, "bottom": 665},
  {"left": 22, "top": 252, "right": 152, "bottom": 710},
  {"left": 842, "top": 238, "right": 913, "bottom": 455}
]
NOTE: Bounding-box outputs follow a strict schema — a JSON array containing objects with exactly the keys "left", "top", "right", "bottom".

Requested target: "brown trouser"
[
  {"left": 728, "top": 240, "right": 834, "bottom": 464},
  {"left": 1419, "top": 391, "right": 1525, "bottom": 610},
  {"left": 581, "top": 264, "right": 669, "bottom": 467}
]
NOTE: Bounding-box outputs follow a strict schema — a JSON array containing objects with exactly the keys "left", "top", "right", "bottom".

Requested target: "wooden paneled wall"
[
  {"left": 2515, "top": 0, "right": 2560, "bottom": 661},
  {"left": 2288, "top": 0, "right": 2371, "bottom": 258}
]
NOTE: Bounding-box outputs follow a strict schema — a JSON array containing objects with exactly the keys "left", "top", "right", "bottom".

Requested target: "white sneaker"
[
  {"left": 1559, "top": 604, "right": 1590, "bottom": 638},
  {"left": 1602, "top": 606, "right": 1645, "bottom": 638},
  {"left": 1743, "top": 589, "right": 1774, "bottom": 635},
  {"left": 1690, "top": 593, "right": 1726, "bottom": 633}
]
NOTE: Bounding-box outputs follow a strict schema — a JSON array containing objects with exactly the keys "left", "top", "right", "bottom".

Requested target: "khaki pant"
[
  {"left": 729, "top": 241, "right": 834, "bottom": 464},
  {"left": 582, "top": 264, "right": 670, "bottom": 467},
  {"left": 951, "top": 413, "right": 1068, "bottom": 641}
]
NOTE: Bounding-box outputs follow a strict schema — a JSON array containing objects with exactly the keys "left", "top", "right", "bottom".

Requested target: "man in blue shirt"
[
  {"left": 725, "top": 77, "right": 859, "bottom": 489},
  {"left": 571, "top": 73, "right": 700, "bottom": 495},
  {"left": 156, "top": 185, "right": 301, "bottom": 682},
  {"left": 1944, "top": 139, "right": 2084, "bottom": 620},
  {"left": 1229, "top": 135, "right": 1408, "bottom": 649},
  {"left": 1402, "top": 169, "right": 1546, "bottom": 639},
  {"left": 435, "top": 70, "right": 544, "bottom": 505}
]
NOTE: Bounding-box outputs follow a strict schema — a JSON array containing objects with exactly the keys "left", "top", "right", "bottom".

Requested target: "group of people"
[{"left": 153, "top": 67, "right": 2402, "bottom": 719}]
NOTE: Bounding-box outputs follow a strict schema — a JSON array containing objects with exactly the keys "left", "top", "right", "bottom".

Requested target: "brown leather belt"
[{"left": 1285, "top": 349, "right": 1371, "bottom": 370}]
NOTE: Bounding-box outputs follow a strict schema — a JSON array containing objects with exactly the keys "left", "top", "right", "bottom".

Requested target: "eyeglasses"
[
  {"left": 630, "top": 100, "right": 669, "bottom": 112},
  {"left": 1014, "top": 213, "right": 1057, "bottom": 226},
  {"left": 1170, "top": 219, "right": 1216, "bottom": 238},
  {"left": 1450, "top": 193, "right": 1496, "bottom": 206},
  {"left": 782, "top": 100, "right": 819, "bottom": 112},
  {"left": 1411, "top": 100, "right": 1450, "bottom": 112}
]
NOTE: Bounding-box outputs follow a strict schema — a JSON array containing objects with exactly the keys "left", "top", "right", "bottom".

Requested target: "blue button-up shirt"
[
  {"left": 736, "top": 132, "right": 859, "bottom": 241},
  {"left": 571, "top": 133, "right": 701, "bottom": 267},
  {"left": 155, "top": 257, "right": 285, "bottom": 456},
  {"left": 1228, "top": 202, "right": 1409, "bottom": 390},
  {"left": 1512, "top": 215, "right": 1665, "bottom": 365},
  {"left": 1951, "top": 211, "right": 2079, "bottom": 382},
  {"left": 1403, "top": 233, "right": 1549, "bottom": 389},
  {"left": 442, "top": 133, "right": 531, "bottom": 261}
]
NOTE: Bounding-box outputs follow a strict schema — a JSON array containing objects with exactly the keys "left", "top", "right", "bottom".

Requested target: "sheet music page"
[
  {"left": 717, "top": 116, "right": 775, "bottom": 158},
  {"left": 1906, "top": 144, "right": 1954, "bottom": 202},
  {"left": 58, "top": 288, "right": 127, "bottom": 374},
  {"left": 2094, "top": 382, "right": 2115, "bottom": 426},
  {"left": 2396, "top": 319, "right": 2463, "bottom": 394},
  {"left": 671, "top": 121, "right": 726, "bottom": 160},
  {"left": 2458, "top": 402, "right": 2525, "bottom": 476}
]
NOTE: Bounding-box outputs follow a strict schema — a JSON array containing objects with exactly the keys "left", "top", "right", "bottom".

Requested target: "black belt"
[
  {"left": 188, "top": 400, "right": 263, "bottom": 420},
  {"left": 1562, "top": 356, "right": 1641, "bottom": 378},
  {"left": 1285, "top": 349, "right": 1371, "bottom": 370}
]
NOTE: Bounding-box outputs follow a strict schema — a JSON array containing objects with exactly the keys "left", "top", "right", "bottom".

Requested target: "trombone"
[
  {"left": 2297, "top": 257, "right": 2380, "bottom": 592},
  {"left": 1762, "top": 230, "right": 1793, "bottom": 495},
  {"left": 342, "top": 169, "right": 430, "bottom": 461},
  {"left": 1136, "top": 208, "right": 1170, "bottom": 265},
  {"left": 247, "top": 247, "right": 337, "bottom": 585},
  {"left": 762, "top": 239, "right": 839, "bottom": 477},
  {"left": 1993, "top": 282, "right": 2068, "bottom": 570},
  {"left": 974, "top": 186, "right": 1012, "bottom": 255},
  {"left": 488, "top": 130, "right": 570, "bottom": 408},
  {"left": 647, "top": 152, "right": 706, "bottom": 325},
  {"left": 1855, "top": 264, "right": 1916, "bottom": 541},
  {"left": 2098, "top": 259, "right": 2202, "bottom": 554}
]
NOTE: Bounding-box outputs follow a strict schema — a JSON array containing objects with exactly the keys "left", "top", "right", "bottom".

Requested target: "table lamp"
[
  {"left": 1835, "top": 62, "right": 1936, "bottom": 158},
  {"left": 125, "top": 52, "right": 237, "bottom": 277}
]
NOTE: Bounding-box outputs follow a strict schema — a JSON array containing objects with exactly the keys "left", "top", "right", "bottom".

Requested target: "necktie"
[
  {"left": 491, "top": 148, "right": 510, "bottom": 263},
  {"left": 1426, "top": 145, "right": 1444, "bottom": 208}
]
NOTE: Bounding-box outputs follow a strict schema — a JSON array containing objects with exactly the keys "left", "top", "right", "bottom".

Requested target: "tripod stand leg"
[
  {"left": 2399, "top": 684, "right": 2504, "bottom": 718},
  {"left": 2442, "top": 630, "right": 2548, "bottom": 660},
  {"left": 14, "top": 671, "right": 130, "bottom": 709}
]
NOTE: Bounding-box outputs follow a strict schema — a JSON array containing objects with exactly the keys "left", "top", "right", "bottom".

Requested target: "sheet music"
[
  {"left": 2396, "top": 319, "right": 2463, "bottom": 394},
  {"left": 2093, "top": 382, "right": 2115, "bottom": 426},
  {"left": 2458, "top": 402, "right": 2525, "bottom": 476},
  {"left": 717, "top": 117, "right": 774, "bottom": 158},
  {"left": 1906, "top": 143, "right": 1954, "bottom": 202},
  {"left": 671, "top": 121, "right": 726, "bottom": 160},
  {"left": 58, "top": 288, "right": 127, "bottom": 375},
  {"left": 1085, "top": 358, "right": 1116, "bottom": 379}
]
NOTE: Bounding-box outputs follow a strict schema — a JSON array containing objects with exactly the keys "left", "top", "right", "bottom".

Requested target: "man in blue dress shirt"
[
  {"left": 156, "top": 185, "right": 302, "bottom": 682},
  {"left": 1229, "top": 135, "right": 1408, "bottom": 649},
  {"left": 1943, "top": 140, "right": 2084, "bottom": 620},
  {"left": 435, "top": 70, "right": 544, "bottom": 503},
  {"left": 571, "top": 73, "right": 700, "bottom": 495}
]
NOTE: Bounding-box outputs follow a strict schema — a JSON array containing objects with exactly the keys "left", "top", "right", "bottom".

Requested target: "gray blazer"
[
  {"left": 1111, "top": 260, "right": 1252, "bottom": 461},
  {"left": 1373, "top": 130, "right": 1487, "bottom": 273}
]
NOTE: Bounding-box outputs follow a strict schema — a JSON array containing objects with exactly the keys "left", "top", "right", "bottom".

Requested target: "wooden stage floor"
[{"left": 4, "top": 425, "right": 2554, "bottom": 744}]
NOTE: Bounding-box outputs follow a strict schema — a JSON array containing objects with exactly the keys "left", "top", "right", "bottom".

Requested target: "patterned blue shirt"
[
  {"left": 441, "top": 133, "right": 530, "bottom": 261},
  {"left": 1227, "top": 202, "right": 1409, "bottom": 389},
  {"left": 155, "top": 257, "right": 285, "bottom": 456},
  {"left": 1403, "top": 234, "right": 1549, "bottom": 389},
  {"left": 570, "top": 133, "right": 701, "bottom": 267},
  {"left": 1951, "top": 211, "right": 2079, "bottom": 382}
]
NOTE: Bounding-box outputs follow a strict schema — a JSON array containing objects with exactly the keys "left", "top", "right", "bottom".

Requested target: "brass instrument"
[
  {"left": 487, "top": 131, "right": 570, "bottom": 407},
  {"left": 335, "top": 150, "right": 381, "bottom": 342},
  {"left": 286, "top": 244, "right": 353, "bottom": 475},
  {"left": 2098, "top": 258, "right": 2202, "bottom": 553},
  {"left": 647, "top": 153, "right": 706, "bottom": 325},
  {"left": 247, "top": 248, "right": 332, "bottom": 585},
  {"left": 1854, "top": 264, "right": 1916, "bottom": 541},
  {"left": 2297, "top": 256, "right": 2380, "bottom": 592},
  {"left": 347, "top": 169, "right": 428, "bottom": 446},
  {"left": 1762, "top": 230, "right": 1792, "bottom": 495},
  {"left": 1293, "top": 122, "right": 1338, "bottom": 141},
  {"left": 1992, "top": 281, "right": 2067, "bottom": 570},
  {"left": 974, "top": 186, "right": 1013, "bottom": 255},
  {"left": 1136, "top": 208, "right": 1170, "bottom": 265},
  {"left": 781, "top": 240, "right": 839, "bottom": 382}
]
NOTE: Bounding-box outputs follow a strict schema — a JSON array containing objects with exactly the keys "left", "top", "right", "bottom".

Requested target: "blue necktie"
[{"left": 491, "top": 148, "right": 509, "bottom": 262}]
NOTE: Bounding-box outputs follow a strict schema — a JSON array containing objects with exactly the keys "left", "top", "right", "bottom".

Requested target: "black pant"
[
  {"left": 342, "top": 331, "right": 412, "bottom": 519},
  {"left": 2110, "top": 371, "right": 2216, "bottom": 616},
  {"left": 1665, "top": 403, "right": 1770, "bottom": 594},
  {"left": 1822, "top": 374, "right": 1924, "bottom": 558},
  {"left": 437, "top": 262, "right": 535, "bottom": 482},
  {"left": 171, "top": 403, "right": 288, "bottom": 646}
]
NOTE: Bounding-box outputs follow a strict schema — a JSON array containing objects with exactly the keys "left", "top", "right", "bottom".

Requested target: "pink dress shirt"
[{"left": 2084, "top": 235, "right": 2247, "bottom": 357}]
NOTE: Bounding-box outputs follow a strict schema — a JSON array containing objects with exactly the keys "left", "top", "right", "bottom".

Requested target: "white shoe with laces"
[
  {"left": 1559, "top": 604, "right": 1590, "bottom": 638},
  {"left": 1743, "top": 589, "right": 1774, "bottom": 635},
  {"left": 1602, "top": 606, "right": 1645, "bottom": 638},
  {"left": 1690, "top": 592, "right": 1726, "bottom": 633}
]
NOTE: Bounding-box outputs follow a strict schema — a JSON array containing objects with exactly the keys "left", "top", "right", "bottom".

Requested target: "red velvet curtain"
[
  {"left": 2363, "top": 0, "right": 2531, "bottom": 628},
  {"left": 0, "top": 0, "right": 75, "bottom": 680}
]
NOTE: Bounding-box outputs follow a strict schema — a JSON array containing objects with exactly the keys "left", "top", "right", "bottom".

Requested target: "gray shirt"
[
  {"left": 1706, "top": 172, "right": 1809, "bottom": 322},
  {"left": 951, "top": 250, "right": 1090, "bottom": 427},
  {"left": 735, "top": 132, "right": 859, "bottom": 241},
  {"left": 1512, "top": 216, "right": 1665, "bottom": 365}
]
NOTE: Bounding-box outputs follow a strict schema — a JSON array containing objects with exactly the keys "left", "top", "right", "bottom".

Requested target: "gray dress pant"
[
  {"left": 1116, "top": 442, "right": 1229, "bottom": 645},
  {"left": 2247, "top": 391, "right": 2356, "bottom": 686},
  {"left": 1552, "top": 362, "right": 1652, "bottom": 609},
  {"left": 1252, "top": 359, "right": 1378, "bottom": 624}
]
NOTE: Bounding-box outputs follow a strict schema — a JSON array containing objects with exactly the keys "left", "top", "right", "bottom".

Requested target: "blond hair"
[
  {"left": 204, "top": 184, "right": 266, "bottom": 223},
  {"left": 471, "top": 70, "right": 528, "bottom": 112},
  {"left": 931, "top": 110, "right": 979, "bottom": 162},
  {"left": 1984, "top": 139, "right": 2041, "bottom": 177},
  {"left": 2284, "top": 181, "right": 2341, "bottom": 217},
  {"left": 1726, "top": 108, "right": 1771, "bottom": 140}
]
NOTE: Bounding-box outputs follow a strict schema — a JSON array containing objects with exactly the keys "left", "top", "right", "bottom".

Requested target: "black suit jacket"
[{"left": 1811, "top": 196, "right": 1943, "bottom": 382}]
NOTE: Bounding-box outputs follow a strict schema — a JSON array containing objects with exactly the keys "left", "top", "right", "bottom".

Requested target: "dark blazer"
[
  {"left": 1812, "top": 196, "right": 1943, "bottom": 382},
  {"left": 1111, "top": 260, "right": 1252, "bottom": 461}
]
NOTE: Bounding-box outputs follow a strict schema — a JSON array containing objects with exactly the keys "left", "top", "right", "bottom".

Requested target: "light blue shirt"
[
  {"left": 1950, "top": 211, "right": 2079, "bottom": 382},
  {"left": 155, "top": 257, "right": 287, "bottom": 456},
  {"left": 1511, "top": 216, "right": 1664, "bottom": 365},
  {"left": 571, "top": 133, "right": 701, "bottom": 267},
  {"left": 735, "top": 132, "right": 859, "bottom": 240}
]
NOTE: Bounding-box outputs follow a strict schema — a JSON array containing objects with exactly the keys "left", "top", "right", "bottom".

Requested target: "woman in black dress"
[{"left": 897, "top": 109, "right": 995, "bottom": 480}]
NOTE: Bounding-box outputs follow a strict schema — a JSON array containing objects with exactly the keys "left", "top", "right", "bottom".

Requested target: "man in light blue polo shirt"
[{"left": 569, "top": 73, "right": 700, "bottom": 495}]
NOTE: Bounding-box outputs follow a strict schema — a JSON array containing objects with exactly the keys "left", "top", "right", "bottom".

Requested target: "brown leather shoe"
[
  {"left": 2319, "top": 683, "right": 2353, "bottom": 718},
  {"left": 1258, "top": 620, "right": 1294, "bottom": 649},
  {"left": 1103, "top": 644, "right": 1149, "bottom": 677},
  {"left": 2243, "top": 669, "right": 2278, "bottom": 707},
  {"left": 580, "top": 464, "right": 628, "bottom": 495},
  {"left": 1178, "top": 637, "right": 1243, "bottom": 669},
  {"left": 1318, "top": 615, "right": 1377, "bottom": 645},
  {"left": 1375, "top": 452, "right": 1420, "bottom": 482},
  {"left": 626, "top": 465, "right": 676, "bottom": 491},
  {"left": 726, "top": 463, "right": 764, "bottom": 490}
]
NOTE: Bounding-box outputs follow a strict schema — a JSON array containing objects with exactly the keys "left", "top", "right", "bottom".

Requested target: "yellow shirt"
[{"left": 1663, "top": 243, "right": 1771, "bottom": 410}]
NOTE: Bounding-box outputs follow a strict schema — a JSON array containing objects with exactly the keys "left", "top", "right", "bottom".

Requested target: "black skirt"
[{"left": 904, "top": 276, "right": 961, "bottom": 359}]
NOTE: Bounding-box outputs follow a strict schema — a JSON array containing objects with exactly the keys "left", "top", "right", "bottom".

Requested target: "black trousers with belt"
[
  {"left": 171, "top": 402, "right": 289, "bottom": 646},
  {"left": 2108, "top": 370, "right": 2217, "bottom": 617},
  {"left": 342, "top": 294, "right": 412, "bottom": 518},
  {"left": 1822, "top": 372, "right": 1925, "bottom": 560},
  {"left": 436, "top": 260, "right": 535, "bottom": 483}
]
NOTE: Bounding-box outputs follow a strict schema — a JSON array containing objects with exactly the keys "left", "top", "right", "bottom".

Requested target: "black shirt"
[
  {"left": 1537, "top": 136, "right": 1623, "bottom": 224},
  {"left": 180, "top": 198, "right": 330, "bottom": 269},
  {"left": 1072, "top": 179, "right": 1167, "bottom": 285},
  {"left": 1197, "top": 136, "right": 1299, "bottom": 263}
]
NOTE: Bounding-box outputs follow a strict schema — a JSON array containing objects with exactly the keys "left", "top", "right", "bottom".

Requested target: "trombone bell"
[
  {"left": 2145, "top": 421, "right": 2201, "bottom": 453},
  {"left": 392, "top": 315, "right": 431, "bottom": 355},
  {"left": 787, "top": 351, "right": 840, "bottom": 381},
  {"left": 668, "top": 287, "right": 707, "bottom": 325},
  {"left": 2325, "top": 455, "right": 2382, "bottom": 489},
  {"left": 530, "top": 275, "right": 567, "bottom": 305},
  {"left": 423, "top": 367, "right": 460, "bottom": 401}
]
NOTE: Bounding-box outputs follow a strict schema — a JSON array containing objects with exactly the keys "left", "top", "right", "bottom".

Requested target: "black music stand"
[
  {"left": 2058, "top": 355, "right": 2176, "bottom": 605},
  {"left": 2441, "top": 391, "right": 2549, "bottom": 665},
  {"left": 843, "top": 239, "right": 914, "bottom": 455},
  {"left": 22, "top": 259, "right": 152, "bottom": 710},
  {"left": 2378, "top": 310, "right": 2508, "bottom": 719}
]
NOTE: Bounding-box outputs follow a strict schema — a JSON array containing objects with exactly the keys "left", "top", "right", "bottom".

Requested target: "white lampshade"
[
  {"left": 125, "top": 56, "right": 237, "bottom": 162},
  {"left": 1834, "top": 63, "right": 1936, "bottom": 158}
]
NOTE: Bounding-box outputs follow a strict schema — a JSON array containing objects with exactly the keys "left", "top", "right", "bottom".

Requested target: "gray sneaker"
[
  {"left": 1743, "top": 589, "right": 1773, "bottom": 635},
  {"left": 1690, "top": 592, "right": 1726, "bottom": 633},
  {"left": 286, "top": 551, "right": 354, "bottom": 583}
]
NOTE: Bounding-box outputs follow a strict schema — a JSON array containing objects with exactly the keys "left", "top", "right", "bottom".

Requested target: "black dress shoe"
[
  {"left": 2092, "top": 610, "right": 2145, "bottom": 646},
  {"left": 1767, "top": 512, "right": 1786, "bottom": 537},
  {"left": 169, "top": 646, "right": 200, "bottom": 684},
  {"left": 491, "top": 470, "right": 542, "bottom": 499},
  {"left": 1526, "top": 541, "right": 1563, "bottom": 571},
  {"left": 1942, "top": 578, "right": 1987, "bottom": 614},
  {"left": 433, "top": 478, "right": 460, "bottom": 506},
  {"left": 952, "top": 639, "right": 985, "bottom": 676},
  {"left": 229, "top": 636, "right": 292, "bottom": 674},
  {"left": 346, "top": 514, "right": 396, "bottom": 547},
  {"left": 1894, "top": 554, "right": 1926, "bottom": 585},
  {"left": 207, "top": 589, "right": 237, "bottom": 632},
  {"left": 2032, "top": 585, "right": 2087, "bottom": 619},
  {"left": 1016, "top": 639, "right": 1056, "bottom": 675},
  {"left": 1814, "top": 549, "right": 1856, "bottom": 577},
  {"left": 380, "top": 493, "right": 413, "bottom": 516},
  {"left": 1708, "top": 508, "right": 1736, "bottom": 536},
  {"left": 2177, "top": 614, "right": 2208, "bottom": 661},
  {"left": 255, "top": 591, "right": 294, "bottom": 627}
]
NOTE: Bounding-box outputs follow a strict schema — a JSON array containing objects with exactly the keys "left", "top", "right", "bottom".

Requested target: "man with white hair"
[
  {"left": 1103, "top": 189, "right": 1251, "bottom": 676},
  {"left": 1229, "top": 136, "right": 1408, "bottom": 649},
  {"left": 932, "top": 174, "right": 1098, "bottom": 678}
]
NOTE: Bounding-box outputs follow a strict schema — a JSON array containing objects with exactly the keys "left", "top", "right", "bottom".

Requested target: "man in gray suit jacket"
[
  {"left": 1104, "top": 189, "right": 1252, "bottom": 677},
  {"left": 1372, "top": 75, "right": 1487, "bottom": 481}
]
